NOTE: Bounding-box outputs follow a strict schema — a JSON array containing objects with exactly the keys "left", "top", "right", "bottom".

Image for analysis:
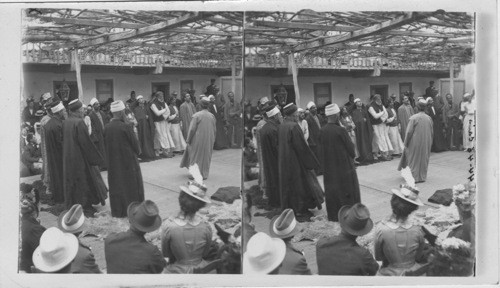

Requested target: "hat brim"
[
  {"left": 32, "top": 233, "right": 78, "bottom": 272},
  {"left": 180, "top": 186, "right": 211, "bottom": 204},
  {"left": 391, "top": 189, "right": 424, "bottom": 206},
  {"left": 243, "top": 237, "right": 286, "bottom": 274},
  {"left": 268, "top": 215, "right": 301, "bottom": 239},
  {"left": 127, "top": 202, "right": 162, "bottom": 233},
  {"left": 57, "top": 209, "right": 85, "bottom": 234},
  {"left": 338, "top": 205, "right": 374, "bottom": 236}
]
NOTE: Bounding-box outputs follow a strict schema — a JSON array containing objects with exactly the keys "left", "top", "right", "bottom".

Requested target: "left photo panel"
[{"left": 19, "top": 9, "right": 243, "bottom": 274}]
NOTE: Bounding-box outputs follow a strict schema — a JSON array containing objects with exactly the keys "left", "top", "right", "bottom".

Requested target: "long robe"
[
  {"left": 133, "top": 105, "right": 156, "bottom": 159},
  {"left": 398, "top": 112, "right": 433, "bottom": 182},
  {"left": 259, "top": 120, "right": 280, "bottom": 208},
  {"left": 305, "top": 113, "right": 322, "bottom": 174},
  {"left": 89, "top": 110, "right": 107, "bottom": 169},
  {"left": 255, "top": 119, "right": 267, "bottom": 191},
  {"left": 40, "top": 115, "right": 52, "bottom": 189},
  {"left": 63, "top": 116, "right": 107, "bottom": 209},
  {"left": 44, "top": 116, "right": 64, "bottom": 203},
  {"left": 278, "top": 119, "right": 324, "bottom": 213},
  {"left": 212, "top": 104, "right": 229, "bottom": 150},
  {"left": 351, "top": 107, "right": 374, "bottom": 163},
  {"left": 426, "top": 106, "right": 448, "bottom": 152},
  {"left": 179, "top": 102, "right": 196, "bottom": 140},
  {"left": 319, "top": 122, "right": 361, "bottom": 221},
  {"left": 180, "top": 109, "right": 216, "bottom": 179},
  {"left": 104, "top": 119, "right": 145, "bottom": 218},
  {"left": 397, "top": 104, "right": 414, "bottom": 141},
  {"left": 168, "top": 105, "right": 187, "bottom": 152}
]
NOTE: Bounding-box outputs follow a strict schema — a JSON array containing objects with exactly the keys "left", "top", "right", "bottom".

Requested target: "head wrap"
[
  {"left": 259, "top": 97, "right": 270, "bottom": 106},
  {"left": 306, "top": 101, "right": 316, "bottom": 110},
  {"left": 266, "top": 106, "right": 280, "bottom": 118},
  {"left": 297, "top": 108, "right": 305, "bottom": 113},
  {"left": 463, "top": 93, "right": 471, "bottom": 98},
  {"left": 51, "top": 101, "right": 65, "bottom": 114},
  {"left": 426, "top": 97, "right": 433, "bottom": 103},
  {"left": 89, "top": 98, "right": 99, "bottom": 106},
  {"left": 136, "top": 95, "right": 144, "bottom": 102},
  {"left": 208, "top": 95, "right": 215, "bottom": 101},
  {"left": 110, "top": 100, "right": 125, "bottom": 113},
  {"left": 325, "top": 104, "right": 340, "bottom": 116},
  {"left": 416, "top": 98, "right": 427, "bottom": 110},
  {"left": 354, "top": 98, "right": 361, "bottom": 104},
  {"left": 200, "top": 96, "right": 210, "bottom": 104},
  {"left": 68, "top": 99, "right": 83, "bottom": 112},
  {"left": 283, "top": 103, "right": 298, "bottom": 116},
  {"left": 41, "top": 92, "right": 52, "bottom": 101}
]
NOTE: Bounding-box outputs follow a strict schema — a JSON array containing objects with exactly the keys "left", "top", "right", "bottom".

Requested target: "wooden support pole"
[
  {"left": 231, "top": 54, "right": 236, "bottom": 97},
  {"left": 289, "top": 54, "right": 300, "bottom": 105},
  {"left": 72, "top": 49, "right": 83, "bottom": 99},
  {"left": 449, "top": 57, "right": 454, "bottom": 99}
]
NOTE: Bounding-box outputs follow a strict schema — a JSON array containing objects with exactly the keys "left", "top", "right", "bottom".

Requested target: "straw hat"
[
  {"left": 127, "top": 200, "right": 162, "bottom": 233},
  {"left": 32, "top": 227, "right": 78, "bottom": 272},
  {"left": 338, "top": 203, "right": 374, "bottom": 236},
  {"left": 57, "top": 204, "right": 85, "bottom": 234},
  {"left": 392, "top": 185, "right": 424, "bottom": 206},
  {"left": 243, "top": 232, "right": 286, "bottom": 274},
  {"left": 180, "top": 181, "right": 211, "bottom": 203},
  {"left": 269, "top": 209, "right": 301, "bottom": 239}
]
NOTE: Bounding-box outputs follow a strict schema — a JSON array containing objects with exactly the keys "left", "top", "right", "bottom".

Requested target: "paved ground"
[
  {"left": 246, "top": 150, "right": 471, "bottom": 274},
  {"left": 21, "top": 148, "right": 241, "bottom": 271}
]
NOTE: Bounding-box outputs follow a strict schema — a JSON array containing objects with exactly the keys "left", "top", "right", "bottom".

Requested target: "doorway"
[
  {"left": 369, "top": 85, "right": 389, "bottom": 104},
  {"left": 53, "top": 81, "right": 78, "bottom": 102},
  {"left": 270, "top": 84, "right": 295, "bottom": 105},
  {"left": 399, "top": 82, "right": 413, "bottom": 102},
  {"left": 151, "top": 82, "right": 170, "bottom": 98}
]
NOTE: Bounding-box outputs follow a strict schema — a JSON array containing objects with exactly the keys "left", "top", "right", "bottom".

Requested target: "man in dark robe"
[
  {"left": 351, "top": 99, "right": 374, "bottom": 164},
  {"left": 205, "top": 78, "right": 218, "bottom": 96},
  {"left": 305, "top": 101, "right": 323, "bottom": 175},
  {"left": 390, "top": 94, "right": 401, "bottom": 111},
  {"left": 133, "top": 95, "right": 156, "bottom": 160},
  {"left": 426, "top": 97, "right": 448, "bottom": 152},
  {"left": 89, "top": 98, "right": 108, "bottom": 170},
  {"left": 104, "top": 100, "right": 145, "bottom": 218},
  {"left": 126, "top": 91, "right": 137, "bottom": 110},
  {"left": 259, "top": 103, "right": 282, "bottom": 208},
  {"left": 278, "top": 103, "right": 324, "bottom": 220},
  {"left": 319, "top": 103, "right": 361, "bottom": 222},
  {"left": 63, "top": 99, "right": 107, "bottom": 217},
  {"left": 224, "top": 92, "right": 243, "bottom": 148},
  {"left": 44, "top": 100, "right": 66, "bottom": 203},
  {"left": 344, "top": 94, "right": 356, "bottom": 114},
  {"left": 209, "top": 94, "right": 229, "bottom": 150},
  {"left": 179, "top": 92, "right": 196, "bottom": 140},
  {"left": 425, "top": 81, "right": 438, "bottom": 98}
]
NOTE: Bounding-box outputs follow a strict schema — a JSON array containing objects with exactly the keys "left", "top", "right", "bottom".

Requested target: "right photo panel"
[{"left": 242, "top": 10, "right": 476, "bottom": 277}]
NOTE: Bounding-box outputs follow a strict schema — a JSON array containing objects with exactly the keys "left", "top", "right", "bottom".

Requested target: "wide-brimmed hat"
[
  {"left": 243, "top": 232, "right": 286, "bottom": 274},
  {"left": 392, "top": 185, "right": 424, "bottom": 206},
  {"left": 269, "top": 209, "right": 301, "bottom": 239},
  {"left": 127, "top": 200, "right": 162, "bottom": 233},
  {"left": 57, "top": 204, "right": 85, "bottom": 234},
  {"left": 180, "top": 181, "right": 211, "bottom": 203},
  {"left": 32, "top": 227, "right": 78, "bottom": 273},
  {"left": 338, "top": 203, "right": 374, "bottom": 236}
]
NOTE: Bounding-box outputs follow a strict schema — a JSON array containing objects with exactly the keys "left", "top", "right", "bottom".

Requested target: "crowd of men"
[{"left": 242, "top": 81, "right": 476, "bottom": 276}]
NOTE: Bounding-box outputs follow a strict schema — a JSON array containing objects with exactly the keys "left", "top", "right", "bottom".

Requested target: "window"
[
  {"left": 152, "top": 82, "right": 170, "bottom": 97},
  {"left": 180, "top": 80, "right": 194, "bottom": 95},
  {"left": 399, "top": 82, "right": 412, "bottom": 102},
  {"left": 313, "top": 83, "right": 331, "bottom": 107},
  {"left": 95, "top": 79, "right": 113, "bottom": 102}
]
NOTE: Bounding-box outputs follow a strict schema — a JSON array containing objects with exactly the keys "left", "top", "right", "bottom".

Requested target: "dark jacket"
[
  {"left": 20, "top": 216, "right": 46, "bottom": 273},
  {"left": 70, "top": 242, "right": 101, "bottom": 273},
  {"left": 316, "top": 233, "right": 379, "bottom": 276},
  {"left": 279, "top": 242, "right": 312, "bottom": 275},
  {"left": 105, "top": 229, "right": 166, "bottom": 274}
]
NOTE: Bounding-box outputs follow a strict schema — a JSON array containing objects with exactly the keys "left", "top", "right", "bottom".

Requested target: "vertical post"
[
  {"left": 290, "top": 53, "right": 300, "bottom": 106},
  {"left": 72, "top": 49, "right": 83, "bottom": 99},
  {"left": 449, "top": 57, "right": 454, "bottom": 99},
  {"left": 231, "top": 54, "right": 236, "bottom": 98}
]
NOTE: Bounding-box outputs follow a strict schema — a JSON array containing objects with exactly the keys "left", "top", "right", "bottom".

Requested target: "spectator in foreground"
[
  {"left": 19, "top": 197, "right": 46, "bottom": 273},
  {"left": 243, "top": 232, "right": 286, "bottom": 275},
  {"left": 32, "top": 227, "right": 78, "bottom": 273}
]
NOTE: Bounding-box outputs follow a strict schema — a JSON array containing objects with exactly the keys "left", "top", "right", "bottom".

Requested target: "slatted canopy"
[
  {"left": 244, "top": 10, "right": 474, "bottom": 70},
  {"left": 22, "top": 9, "right": 243, "bottom": 67}
]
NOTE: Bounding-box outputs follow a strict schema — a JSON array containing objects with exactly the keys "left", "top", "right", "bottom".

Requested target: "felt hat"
[
  {"left": 57, "top": 204, "right": 85, "bottom": 234},
  {"left": 338, "top": 203, "right": 374, "bottom": 236},
  {"left": 243, "top": 232, "right": 286, "bottom": 274},
  {"left": 32, "top": 227, "right": 79, "bottom": 273},
  {"left": 110, "top": 100, "right": 125, "bottom": 112},
  {"left": 392, "top": 184, "right": 424, "bottom": 206},
  {"left": 127, "top": 200, "right": 162, "bottom": 233},
  {"left": 89, "top": 98, "right": 99, "bottom": 106},
  {"left": 269, "top": 209, "right": 301, "bottom": 239},
  {"left": 68, "top": 99, "right": 83, "bottom": 111},
  {"left": 283, "top": 103, "right": 297, "bottom": 116},
  {"left": 180, "top": 181, "right": 211, "bottom": 203},
  {"left": 306, "top": 101, "right": 316, "bottom": 109},
  {"left": 325, "top": 103, "right": 340, "bottom": 116}
]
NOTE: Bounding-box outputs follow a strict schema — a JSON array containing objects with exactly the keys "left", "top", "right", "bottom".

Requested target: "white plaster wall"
[
  {"left": 457, "top": 63, "right": 476, "bottom": 92},
  {"left": 23, "top": 70, "right": 222, "bottom": 105},
  {"left": 245, "top": 75, "right": 438, "bottom": 108}
]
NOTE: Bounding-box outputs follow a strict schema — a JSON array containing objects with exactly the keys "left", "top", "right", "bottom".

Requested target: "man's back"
[
  {"left": 105, "top": 230, "right": 166, "bottom": 274},
  {"left": 316, "top": 234, "right": 378, "bottom": 276}
]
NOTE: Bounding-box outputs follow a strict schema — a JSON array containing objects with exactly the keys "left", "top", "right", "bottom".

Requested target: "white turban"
[
  {"left": 426, "top": 97, "right": 433, "bottom": 103},
  {"left": 41, "top": 92, "right": 52, "bottom": 101},
  {"left": 200, "top": 96, "right": 210, "bottom": 103},
  {"left": 50, "top": 102, "right": 65, "bottom": 114},
  {"left": 110, "top": 100, "right": 125, "bottom": 113},
  {"left": 266, "top": 106, "right": 280, "bottom": 118},
  {"left": 306, "top": 101, "right": 316, "bottom": 110},
  {"left": 136, "top": 95, "right": 144, "bottom": 101},
  {"left": 354, "top": 98, "right": 361, "bottom": 104},
  {"left": 208, "top": 95, "right": 215, "bottom": 101},
  {"left": 297, "top": 108, "right": 305, "bottom": 113},
  {"left": 325, "top": 103, "right": 340, "bottom": 116},
  {"left": 89, "top": 98, "right": 99, "bottom": 106},
  {"left": 259, "top": 97, "right": 269, "bottom": 105}
]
